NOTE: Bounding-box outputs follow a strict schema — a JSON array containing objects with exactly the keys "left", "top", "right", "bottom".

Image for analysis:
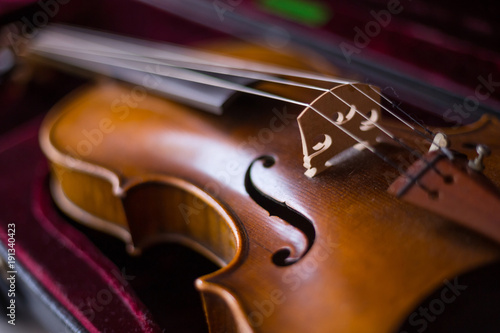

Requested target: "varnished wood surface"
[
  {"left": 388, "top": 148, "right": 500, "bottom": 244},
  {"left": 38, "top": 45, "right": 500, "bottom": 333}
]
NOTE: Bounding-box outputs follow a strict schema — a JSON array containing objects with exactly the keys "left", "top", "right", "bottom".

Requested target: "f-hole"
[{"left": 244, "top": 156, "right": 316, "bottom": 266}]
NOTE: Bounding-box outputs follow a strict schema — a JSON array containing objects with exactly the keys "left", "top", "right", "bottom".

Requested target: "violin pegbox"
[{"left": 297, "top": 83, "right": 382, "bottom": 177}]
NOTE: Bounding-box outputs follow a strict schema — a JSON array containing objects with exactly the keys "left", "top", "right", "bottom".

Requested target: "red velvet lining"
[{"left": 0, "top": 118, "right": 161, "bottom": 332}]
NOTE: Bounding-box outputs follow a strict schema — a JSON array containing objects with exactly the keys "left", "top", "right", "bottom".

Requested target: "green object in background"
[{"left": 257, "top": 0, "right": 332, "bottom": 26}]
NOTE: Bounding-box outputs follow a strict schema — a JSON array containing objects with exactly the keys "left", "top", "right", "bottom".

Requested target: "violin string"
[
  {"left": 30, "top": 45, "right": 358, "bottom": 139},
  {"left": 42, "top": 26, "right": 442, "bottom": 149},
  {"left": 30, "top": 43, "right": 402, "bottom": 143},
  {"left": 328, "top": 88, "right": 455, "bottom": 185},
  {"left": 33, "top": 44, "right": 318, "bottom": 107},
  {"left": 345, "top": 85, "right": 452, "bottom": 175},
  {"left": 40, "top": 25, "right": 433, "bottom": 136},
  {"left": 41, "top": 24, "right": 440, "bottom": 140},
  {"left": 37, "top": 26, "right": 431, "bottom": 139},
  {"left": 33, "top": 44, "right": 407, "bottom": 161},
  {"left": 30, "top": 28, "right": 444, "bottom": 187},
  {"left": 350, "top": 84, "right": 434, "bottom": 142},
  {"left": 34, "top": 44, "right": 429, "bottom": 186},
  {"left": 42, "top": 25, "right": 354, "bottom": 84},
  {"left": 34, "top": 40, "right": 443, "bottom": 171},
  {"left": 345, "top": 86, "right": 453, "bottom": 181},
  {"left": 327, "top": 89, "right": 428, "bottom": 161},
  {"left": 32, "top": 40, "right": 329, "bottom": 93},
  {"left": 371, "top": 86, "right": 434, "bottom": 137},
  {"left": 34, "top": 37, "right": 429, "bottom": 154}
]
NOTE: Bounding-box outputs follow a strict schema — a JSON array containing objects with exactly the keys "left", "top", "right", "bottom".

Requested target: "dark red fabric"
[
  {"left": 0, "top": 118, "right": 161, "bottom": 332},
  {"left": 0, "top": 0, "right": 36, "bottom": 17}
]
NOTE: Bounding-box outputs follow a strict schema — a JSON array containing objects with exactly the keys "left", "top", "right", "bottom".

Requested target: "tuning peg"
[{"left": 468, "top": 144, "right": 491, "bottom": 172}]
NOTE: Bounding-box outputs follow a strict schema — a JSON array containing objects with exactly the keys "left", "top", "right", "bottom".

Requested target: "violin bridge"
[{"left": 297, "top": 83, "right": 382, "bottom": 177}]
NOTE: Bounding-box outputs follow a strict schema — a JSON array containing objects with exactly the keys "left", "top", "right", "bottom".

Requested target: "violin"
[{"left": 27, "top": 24, "right": 500, "bottom": 332}]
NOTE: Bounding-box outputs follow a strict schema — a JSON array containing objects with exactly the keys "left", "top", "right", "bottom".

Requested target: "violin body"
[{"left": 38, "top": 44, "right": 500, "bottom": 333}]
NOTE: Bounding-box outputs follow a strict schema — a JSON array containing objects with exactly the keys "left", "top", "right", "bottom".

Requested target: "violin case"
[{"left": 0, "top": 0, "right": 499, "bottom": 332}]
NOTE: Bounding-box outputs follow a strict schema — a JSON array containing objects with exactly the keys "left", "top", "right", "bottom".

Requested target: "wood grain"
[{"left": 38, "top": 45, "right": 500, "bottom": 332}]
